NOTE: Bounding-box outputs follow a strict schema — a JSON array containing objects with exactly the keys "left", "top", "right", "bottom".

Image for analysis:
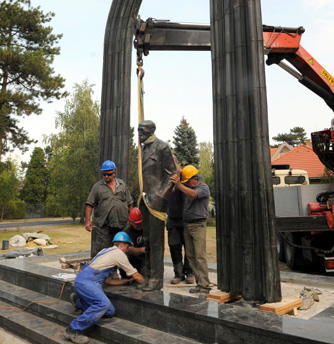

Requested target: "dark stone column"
[
  {"left": 94, "top": 1, "right": 142, "bottom": 255},
  {"left": 210, "top": 0, "right": 281, "bottom": 302},
  {"left": 100, "top": 0, "right": 142, "bottom": 182}
]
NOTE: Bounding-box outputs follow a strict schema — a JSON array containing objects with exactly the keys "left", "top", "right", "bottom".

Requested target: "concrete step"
[
  {"left": 0, "top": 299, "right": 104, "bottom": 344},
  {"left": 0, "top": 280, "right": 201, "bottom": 344}
]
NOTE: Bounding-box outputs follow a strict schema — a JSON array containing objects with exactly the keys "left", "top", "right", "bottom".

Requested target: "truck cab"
[{"left": 272, "top": 164, "right": 309, "bottom": 187}]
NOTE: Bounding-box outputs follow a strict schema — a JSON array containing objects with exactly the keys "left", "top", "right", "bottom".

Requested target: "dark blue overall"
[{"left": 70, "top": 248, "right": 117, "bottom": 332}]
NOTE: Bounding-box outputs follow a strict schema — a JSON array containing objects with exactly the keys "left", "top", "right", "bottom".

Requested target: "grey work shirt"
[
  {"left": 183, "top": 182, "right": 210, "bottom": 221},
  {"left": 86, "top": 178, "right": 133, "bottom": 228}
]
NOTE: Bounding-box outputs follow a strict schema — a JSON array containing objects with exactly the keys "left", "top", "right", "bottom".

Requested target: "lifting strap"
[{"left": 136, "top": 63, "right": 167, "bottom": 222}]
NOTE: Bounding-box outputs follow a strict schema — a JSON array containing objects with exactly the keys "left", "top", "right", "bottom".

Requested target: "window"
[
  {"left": 284, "top": 176, "right": 306, "bottom": 185},
  {"left": 272, "top": 176, "right": 281, "bottom": 185}
]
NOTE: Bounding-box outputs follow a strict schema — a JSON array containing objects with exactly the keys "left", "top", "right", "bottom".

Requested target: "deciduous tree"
[
  {"left": 128, "top": 127, "right": 139, "bottom": 204},
  {"left": 0, "top": 0, "right": 67, "bottom": 160},
  {"left": 0, "top": 158, "right": 20, "bottom": 220},
  {"left": 198, "top": 141, "right": 215, "bottom": 202},
  {"left": 46, "top": 81, "right": 99, "bottom": 221},
  {"left": 198, "top": 141, "right": 213, "bottom": 182}
]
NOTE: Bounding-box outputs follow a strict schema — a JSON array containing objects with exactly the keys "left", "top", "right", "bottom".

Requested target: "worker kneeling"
[{"left": 64, "top": 232, "right": 145, "bottom": 344}]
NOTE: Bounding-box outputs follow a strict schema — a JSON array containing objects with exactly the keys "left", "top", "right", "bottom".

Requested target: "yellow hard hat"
[{"left": 181, "top": 165, "right": 199, "bottom": 183}]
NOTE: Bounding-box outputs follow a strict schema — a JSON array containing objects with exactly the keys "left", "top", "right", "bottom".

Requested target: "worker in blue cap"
[
  {"left": 85, "top": 160, "right": 133, "bottom": 256},
  {"left": 64, "top": 232, "right": 145, "bottom": 344}
]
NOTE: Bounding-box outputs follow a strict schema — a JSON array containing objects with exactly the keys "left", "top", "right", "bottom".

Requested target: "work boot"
[
  {"left": 70, "top": 293, "right": 83, "bottom": 315},
  {"left": 171, "top": 276, "right": 185, "bottom": 284},
  {"left": 64, "top": 326, "right": 89, "bottom": 344},
  {"left": 185, "top": 274, "right": 195, "bottom": 284},
  {"left": 198, "top": 290, "right": 210, "bottom": 299},
  {"left": 189, "top": 286, "right": 201, "bottom": 294}
]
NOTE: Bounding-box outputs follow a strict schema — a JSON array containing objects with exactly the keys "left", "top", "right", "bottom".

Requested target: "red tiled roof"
[
  {"left": 270, "top": 147, "right": 278, "bottom": 158},
  {"left": 273, "top": 145, "right": 325, "bottom": 178}
]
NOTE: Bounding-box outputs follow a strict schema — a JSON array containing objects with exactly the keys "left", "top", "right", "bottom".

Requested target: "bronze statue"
[{"left": 138, "top": 120, "right": 177, "bottom": 291}]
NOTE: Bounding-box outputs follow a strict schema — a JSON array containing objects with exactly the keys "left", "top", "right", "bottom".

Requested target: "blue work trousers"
[{"left": 70, "top": 265, "right": 115, "bottom": 331}]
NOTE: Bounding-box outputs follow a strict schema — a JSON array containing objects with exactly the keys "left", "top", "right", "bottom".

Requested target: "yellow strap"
[
  {"left": 138, "top": 67, "right": 144, "bottom": 204},
  {"left": 136, "top": 67, "right": 166, "bottom": 222}
]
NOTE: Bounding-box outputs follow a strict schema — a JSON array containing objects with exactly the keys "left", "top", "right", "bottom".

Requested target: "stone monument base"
[{"left": 0, "top": 252, "right": 332, "bottom": 344}]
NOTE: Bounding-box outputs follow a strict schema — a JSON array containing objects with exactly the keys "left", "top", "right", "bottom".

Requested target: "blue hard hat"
[
  {"left": 101, "top": 160, "right": 116, "bottom": 171},
  {"left": 112, "top": 232, "right": 133, "bottom": 245}
]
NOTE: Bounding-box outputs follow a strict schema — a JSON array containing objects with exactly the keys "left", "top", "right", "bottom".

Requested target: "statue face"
[{"left": 138, "top": 124, "right": 153, "bottom": 143}]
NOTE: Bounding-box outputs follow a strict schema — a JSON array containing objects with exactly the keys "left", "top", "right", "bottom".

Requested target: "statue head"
[{"left": 138, "top": 120, "right": 156, "bottom": 143}]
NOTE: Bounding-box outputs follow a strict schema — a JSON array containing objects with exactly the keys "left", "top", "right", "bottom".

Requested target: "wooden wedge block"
[
  {"left": 288, "top": 307, "right": 298, "bottom": 316},
  {"left": 260, "top": 296, "right": 302, "bottom": 315},
  {"left": 65, "top": 257, "right": 91, "bottom": 265},
  {"left": 207, "top": 291, "right": 242, "bottom": 303}
]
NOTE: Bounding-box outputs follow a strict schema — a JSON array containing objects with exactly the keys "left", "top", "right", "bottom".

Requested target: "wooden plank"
[
  {"left": 61, "top": 257, "right": 91, "bottom": 265},
  {"left": 207, "top": 291, "right": 242, "bottom": 303},
  {"left": 260, "top": 296, "right": 302, "bottom": 315},
  {"left": 208, "top": 291, "right": 230, "bottom": 300}
]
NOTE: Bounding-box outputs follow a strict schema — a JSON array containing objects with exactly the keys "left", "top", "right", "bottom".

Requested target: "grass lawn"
[{"left": 0, "top": 224, "right": 217, "bottom": 263}]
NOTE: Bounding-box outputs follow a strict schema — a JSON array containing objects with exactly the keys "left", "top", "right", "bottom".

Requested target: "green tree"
[
  {"left": 128, "top": 127, "right": 139, "bottom": 204},
  {"left": 0, "top": 158, "right": 20, "bottom": 220},
  {"left": 198, "top": 141, "right": 215, "bottom": 202},
  {"left": 198, "top": 141, "right": 213, "bottom": 182},
  {"left": 272, "top": 127, "right": 307, "bottom": 147},
  {"left": 173, "top": 117, "right": 199, "bottom": 166},
  {"left": 46, "top": 81, "right": 99, "bottom": 221},
  {"left": 0, "top": 0, "right": 67, "bottom": 160},
  {"left": 22, "top": 146, "right": 47, "bottom": 204},
  {"left": 320, "top": 168, "right": 334, "bottom": 184}
]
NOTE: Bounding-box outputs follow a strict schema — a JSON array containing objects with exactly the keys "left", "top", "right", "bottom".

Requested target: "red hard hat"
[{"left": 129, "top": 207, "right": 142, "bottom": 223}]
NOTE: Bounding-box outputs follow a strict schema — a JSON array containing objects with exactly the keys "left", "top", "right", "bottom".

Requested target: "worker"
[
  {"left": 167, "top": 155, "right": 194, "bottom": 285},
  {"left": 122, "top": 207, "right": 146, "bottom": 276},
  {"left": 85, "top": 160, "right": 133, "bottom": 256},
  {"left": 171, "top": 165, "right": 211, "bottom": 299},
  {"left": 138, "top": 120, "right": 177, "bottom": 291},
  {"left": 64, "top": 231, "right": 145, "bottom": 344}
]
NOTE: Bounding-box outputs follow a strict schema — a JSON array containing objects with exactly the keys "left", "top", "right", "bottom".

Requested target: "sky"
[{"left": 9, "top": 0, "right": 334, "bottom": 163}]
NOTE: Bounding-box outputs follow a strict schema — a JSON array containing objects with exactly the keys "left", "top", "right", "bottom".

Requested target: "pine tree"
[
  {"left": 22, "top": 147, "right": 47, "bottom": 204},
  {"left": 272, "top": 127, "right": 307, "bottom": 146},
  {"left": 173, "top": 117, "right": 199, "bottom": 166},
  {"left": 0, "top": 0, "right": 67, "bottom": 160}
]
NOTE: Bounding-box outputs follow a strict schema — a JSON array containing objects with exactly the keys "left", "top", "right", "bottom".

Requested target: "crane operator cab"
[{"left": 311, "top": 118, "right": 334, "bottom": 173}]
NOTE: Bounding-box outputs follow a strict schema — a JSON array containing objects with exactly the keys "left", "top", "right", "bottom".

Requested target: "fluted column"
[
  {"left": 100, "top": 0, "right": 142, "bottom": 181},
  {"left": 210, "top": 0, "right": 281, "bottom": 302}
]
